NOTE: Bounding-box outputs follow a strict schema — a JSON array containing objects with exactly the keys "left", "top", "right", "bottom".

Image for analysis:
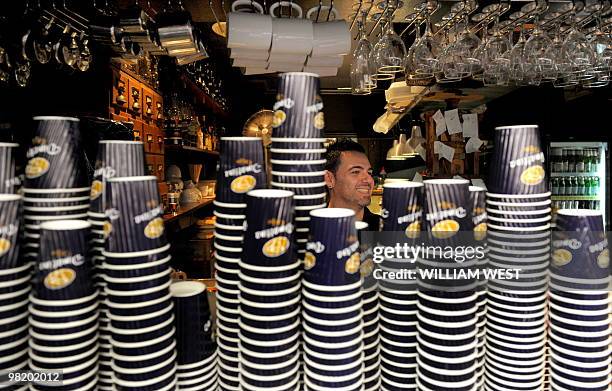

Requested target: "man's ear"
[{"left": 324, "top": 170, "right": 335, "bottom": 189}]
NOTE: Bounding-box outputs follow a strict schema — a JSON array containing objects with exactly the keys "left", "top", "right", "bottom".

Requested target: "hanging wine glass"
[
  {"left": 524, "top": 16, "right": 553, "bottom": 82},
  {"left": 483, "top": 17, "right": 511, "bottom": 86},
  {"left": 561, "top": 12, "right": 595, "bottom": 81},
  {"left": 439, "top": 28, "right": 464, "bottom": 82},
  {"left": 351, "top": 12, "right": 378, "bottom": 94},
  {"left": 411, "top": 15, "right": 440, "bottom": 78},
  {"left": 453, "top": 14, "right": 481, "bottom": 76},
  {"left": 584, "top": 16, "right": 611, "bottom": 88},
  {"left": 372, "top": 9, "right": 407, "bottom": 74},
  {"left": 509, "top": 25, "right": 527, "bottom": 85},
  {"left": 471, "top": 24, "right": 489, "bottom": 80}
]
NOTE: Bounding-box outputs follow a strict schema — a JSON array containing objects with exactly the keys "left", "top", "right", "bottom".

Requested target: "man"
[{"left": 324, "top": 138, "right": 380, "bottom": 230}]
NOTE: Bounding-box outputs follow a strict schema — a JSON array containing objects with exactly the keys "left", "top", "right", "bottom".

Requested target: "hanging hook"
[
  {"left": 209, "top": 0, "right": 221, "bottom": 25},
  {"left": 315, "top": 0, "right": 322, "bottom": 22},
  {"left": 289, "top": 0, "right": 293, "bottom": 18},
  {"left": 350, "top": 0, "right": 363, "bottom": 30},
  {"left": 221, "top": 0, "right": 227, "bottom": 20}
]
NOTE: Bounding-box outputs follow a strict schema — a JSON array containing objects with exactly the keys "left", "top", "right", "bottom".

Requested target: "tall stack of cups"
[
  {"left": 303, "top": 208, "right": 364, "bottom": 391},
  {"left": 379, "top": 181, "right": 424, "bottom": 390},
  {"left": 170, "top": 281, "right": 217, "bottom": 390},
  {"left": 213, "top": 136, "right": 267, "bottom": 391},
  {"left": 0, "top": 194, "right": 30, "bottom": 384},
  {"left": 469, "top": 185, "right": 488, "bottom": 388},
  {"left": 22, "top": 117, "right": 90, "bottom": 263},
  {"left": 102, "top": 176, "right": 177, "bottom": 391},
  {"left": 484, "top": 125, "right": 550, "bottom": 391},
  {"left": 416, "top": 179, "right": 479, "bottom": 391},
  {"left": 548, "top": 210, "right": 611, "bottom": 391},
  {"left": 269, "top": 72, "right": 327, "bottom": 260},
  {"left": 88, "top": 140, "right": 146, "bottom": 388},
  {"left": 356, "top": 221, "right": 381, "bottom": 391},
  {"left": 29, "top": 220, "right": 99, "bottom": 390},
  {"left": 237, "top": 190, "right": 301, "bottom": 391}
]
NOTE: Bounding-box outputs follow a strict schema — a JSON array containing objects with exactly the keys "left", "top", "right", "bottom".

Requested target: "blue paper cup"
[
  {"left": 242, "top": 189, "right": 296, "bottom": 267},
  {"left": 89, "top": 140, "right": 146, "bottom": 214},
  {"left": 423, "top": 179, "right": 472, "bottom": 247},
  {"left": 169, "top": 281, "right": 213, "bottom": 366},
  {"left": 105, "top": 176, "right": 167, "bottom": 253},
  {"left": 270, "top": 159, "right": 326, "bottom": 173},
  {"left": 216, "top": 137, "right": 267, "bottom": 204},
  {"left": 0, "top": 194, "right": 22, "bottom": 269},
  {"left": 34, "top": 220, "right": 94, "bottom": 301},
  {"left": 488, "top": 125, "right": 547, "bottom": 195},
  {"left": 270, "top": 138, "right": 326, "bottom": 150},
  {"left": 25, "top": 116, "right": 88, "bottom": 190},
  {"left": 273, "top": 72, "right": 323, "bottom": 139},
  {"left": 0, "top": 142, "right": 19, "bottom": 194},
  {"left": 272, "top": 171, "right": 325, "bottom": 185},
  {"left": 304, "top": 208, "right": 360, "bottom": 286},
  {"left": 382, "top": 182, "right": 424, "bottom": 236}
]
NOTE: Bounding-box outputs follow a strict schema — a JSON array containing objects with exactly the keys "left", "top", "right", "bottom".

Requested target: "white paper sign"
[
  {"left": 413, "top": 172, "right": 423, "bottom": 182},
  {"left": 433, "top": 110, "right": 447, "bottom": 136},
  {"left": 415, "top": 144, "right": 426, "bottom": 161},
  {"left": 434, "top": 141, "right": 442, "bottom": 154},
  {"left": 462, "top": 113, "right": 479, "bottom": 139},
  {"left": 444, "top": 109, "right": 462, "bottom": 135},
  {"left": 471, "top": 178, "right": 487, "bottom": 190},
  {"left": 438, "top": 143, "right": 455, "bottom": 162},
  {"left": 465, "top": 137, "right": 484, "bottom": 153}
]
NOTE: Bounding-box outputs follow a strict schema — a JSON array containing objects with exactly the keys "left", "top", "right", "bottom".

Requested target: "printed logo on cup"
[
  {"left": 144, "top": 217, "right": 165, "bottom": 240},
  {"left": 102, "top": 221, "right": 112, "bottom": 239},
  {"left": 90, "top": 180, "right": 103, "bottom": 200},
  {"left": 306, "top": 241, "right": 325, "bottom": 254},
  {"left": 552, "top": 248, "right": 573, "bottom": 267},
  {"left": 0, "top": 238, "right": 11, "bottom": 257},
  {"left": 255, "top": 219, "right": 293, "bottom": 258},
  {"left": 304, "top": 251, "right": 316, "bottom": 270},
  {"left": 313, "top": 112, "right": 325, "bottom": 130},
  {"left": 305, "top": 101, "right": 324, "bottom": 114},
  {"left": 25, "top": 157, "right": 51, "bottom": 179},
  {"left": 426, "top": 203, "right": 465, "bottom": 239},
  {"left": 26, "top": 139, "right": 62, "bottom": 158},
  {"left": 273, "top": 97, "right": 295, "bottom": 110},
  {"left": 345, "top": 252, "right": 360, "bottom": 274},
  {"left": 405, "top": 222, "right": 421, "bottom": 239},
  {"left": 588, "top": 239, "right": 609, "bottom": 269},
  {"left": 508, "top": 151, "right": 545, "bottom": 187},
  {"left": 272, "top": 110, "right": 287, "bottom": 128},
  {"left": 4, "top": 175, "right": 23, "bottom": 188},
  {"left": 360, "top": 258, "right": 374, "bottom": 278},
  {"left": 44, "top": 268, "right": 77, "bottom": 290},
  {"left": 93, "top": 165, "right": 117, "bottom": 179},
  {"left": 473, "top": 222, "right": 487, "bottom": 241}
]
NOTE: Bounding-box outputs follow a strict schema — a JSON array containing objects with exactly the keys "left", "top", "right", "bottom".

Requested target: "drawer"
[
  {"left": 153, "top": 93, "right": 164, "bottom": 124},
  {"left": 142, "top": 87, "right": 155, "bottom": 122},
  {"left": 144, "top": 124, "right": 164, "bottom": 154},
  {"left": 128, "top": 77, "right": 143, "bottom": 119},
  {"left": 131, "top": 120, "right": 144, "bottom": 143},
  {"left": 145, "top": 154, "right": 156, "bottom": 177},
  {"left": 112, "top": 69, "right": 129, "bottom": 110},
  {"left": 154, "top": 154, "right": 165, "bottom": 182}
]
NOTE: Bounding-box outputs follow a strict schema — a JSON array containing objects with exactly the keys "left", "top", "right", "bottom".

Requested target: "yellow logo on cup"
[
  {"left": 474, "top": 223, "right": 487, "bottom": 241},
  {"left": 262, "top": 236, "right": 290, "bottom": 258},
  {"left": 523, "top": 145, "right": 541, "bottom": 154},
  {"left": 552, "top": 249, "right": 572, "bottom": 266},
  {"left": 0, "top": 238, "right": 11, "bottom": 257},
  {"left": 438, "top": 201, "right": 456, "bottom": 210},
  {"left": 90, "top": 180, "right": 103, "bottom": 200},
  {"left": 230, "top": 175, "right": 256, "bottom": 194},
  {"left": 102, "top": 221, "right": 112, "bottom": 239},
  {"left": 431, "top": 220, "right": 460, "bottom": 239},
  {"left": 314, "top": 112, "right": 325, "bottom": 130},
  {"left": 520, "top": 165, "right": 545, "bottom": 186},
  {"left": 360, "top": 258, "right": 374, "bottom": 278},
  {"left": 144, "top": 217, "right": 165, "bottom": 239},
  {"left": 272, "top": 110, "right": 287, "bottom": 128},
  {"left": 345, "top": 252, "right": 361, "bottom": 274},
  {"left": 597, "top": 249, "right": 609, "bottom": 268},
  {"left": 44, "top": 268, "right": 76, "bottom": 290},
  {"left": 304, "top": 251, "right": 316, "bottom": 270},
  {"left": 25, "top": 157, "right": 50, "bottom": 179},
  {"left": 474, "top": 207, "right": 485, "bottom": 215},
  {"left": 405, "top": 221, "right": 420, "bottom": 239}
]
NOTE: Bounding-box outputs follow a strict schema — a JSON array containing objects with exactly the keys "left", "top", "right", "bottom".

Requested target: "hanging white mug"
[
  {"left": 305, "top": 6, "right": 340, "bottom": 21},
  {"left": 227, "top": 1, "right": 273, "bottom": 51},
  {"left": 310, "top": 20, "right": 351, "bottom": 56},
  {"left": 269, "top": 1, "right": 313, "bottom": 56}
]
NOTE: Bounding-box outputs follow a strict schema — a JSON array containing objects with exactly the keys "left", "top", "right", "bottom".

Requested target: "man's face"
[{"left": 326, "top": 151, "right": 374, "bottom": 208}]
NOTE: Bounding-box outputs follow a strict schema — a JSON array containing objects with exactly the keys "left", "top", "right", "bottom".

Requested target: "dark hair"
[{"left": 324, "top": 138, "right": 366, "bottom": 173}]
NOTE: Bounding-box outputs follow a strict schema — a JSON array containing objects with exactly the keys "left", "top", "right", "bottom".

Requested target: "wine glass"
[
  {"left": 453, "top": 14, "right": 482, "bottom": 76},
  {"left": 509, "top": 25, "right": 527, "bottom": 85},
  {"left": 483, "top": 18, "right": 511, "bottom": 86},
  {"left": 411, "top": 16, "right": 440, "bottom": 78},
  {"left": 584, "top": 17, "right": 611, "bottom": 88},
  {"left": 562, "top": 12, "right": 595, "bottom": 81},
  {"left": 524, "top": 16, "right": 553, "bottom": 82},
  {"left": 373, "top": 15, "right": 407, "bottom": 74},
  {"left": 351, "top": 13, "right": 378, "bottom": 94}
]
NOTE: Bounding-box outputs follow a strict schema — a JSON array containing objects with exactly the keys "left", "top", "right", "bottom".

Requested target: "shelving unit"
[{"left": 180, "top": 74, "right": 228, "bottom": 119}]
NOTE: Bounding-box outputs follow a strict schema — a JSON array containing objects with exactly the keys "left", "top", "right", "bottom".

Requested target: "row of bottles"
[
  {"left": 551, "top": 148, "right": 600, "bottom": 173},
  {"left": 551, "top": 176, "right": 600, "bottom": 196},
  {"left": 553, "top": 200, "right": 601, "bottom": 211}
]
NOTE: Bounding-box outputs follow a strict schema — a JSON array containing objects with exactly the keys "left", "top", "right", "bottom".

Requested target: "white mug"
[
  {"left": 269, "top": 1, "right": 303, "bottom": 18},
  {"left": 268, "top": 52, "right": 307, "bottom": 64},
  {"left": 305, "top": 6, "right": 340, "bottom": 21},
  {"left": 270, "top": 17, "right": 313, "bottom": 55},
  {"left": 227, "top": 12, "right": 273, "bottom": 51},
  {"left": 241, "top": 67, "right": 275, "bottom": 75},
  {"left": 229, "top": 48, "right": 270, "bottom": 61},
  {"left": 311, "top": 20, "right": 351, "bottom": 56},
  {"left": 303, "top": 66, "right": 338, "bottom": 77},
  {"left": 232, "top": 58, "right": 269, "bottom": 68},
  {"left": 306, "top": 55, "right": 344, "bottom": 67},
  {"left": 231, "top": 0, "right": 264, "bottom": 13},
  {"left": 268, "top": 62, "right": 305, "bottom": 72}
]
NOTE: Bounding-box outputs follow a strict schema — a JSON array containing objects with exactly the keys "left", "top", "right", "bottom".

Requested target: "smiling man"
[{"left": 324, "top": 138, "right": 380, "bottom": 230}]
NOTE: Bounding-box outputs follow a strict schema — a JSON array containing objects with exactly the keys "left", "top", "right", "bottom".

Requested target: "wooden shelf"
[
  {"left": 163, "top": 197, "right": 215, "bottom": 224},
  {"left": 551, "top": 195, "right": 599, "bottom": 201},
  {"left": 180, "top": 74, "right": 228, "bottom": 118},
  {"left": 165, "top": 144, "right": 220, "bottom": 161}
]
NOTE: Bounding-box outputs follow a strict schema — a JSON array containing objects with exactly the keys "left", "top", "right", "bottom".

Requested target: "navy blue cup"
[
  {"left": 110, "top": 320, "right": 174, "bottom": 344},
  {"left": 242, "top": 189, "right": 296, "bottom": 267},
  {"left": 273, "top": 72, "right": 323, "bottom": 139},
  {"left": 34, "top": 220, "right": 94, "bottom": 301},
  {"left": 0, "top": 194, "right": 22, "bottom": 269},
  {"left": 112, "top": 333, "right": 175, "bottom": 357},
  {"left": 304, "top": 208, "right": 360, "bottom": 286},
  {"left": 113, "top": 347, "right": 176, "bottom": 370},
  {"left": 170, "top": 281, "right": 213, "bottom": 366},
  {"left": 423, "top": 179, "right": 473, "bottom": 247},
  {"left": 89, "top": 140, "right": 146, "bottom": 214},
  {"left": 381, "top": 182, "right": 423, "bottom": 237},
  {"left": 270, "top": 182, "right": 327, "bottom": 196},
  {"left": 105, "top": 176, "right": 167, "bottom": 253},
  {"left": 0, "top": 142, "right": 19, "bottom": 194},
  {"left": 271, "top": 138, "right": 325, "bottom": 150},
  {"left": 488, "top": 125, "right": 547, "bottom": 195},
  {"left": 101, "top": 244, "right": 170, "bottom": 267},
  {"left": 272, "top": 171, "right": 325, "bottom": 185},
  {"left": 25, "top": 117, "right": 88, "bottom": 190},
  {"left": 216, "top": 137, "right": 267, "bottom": 204}
]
